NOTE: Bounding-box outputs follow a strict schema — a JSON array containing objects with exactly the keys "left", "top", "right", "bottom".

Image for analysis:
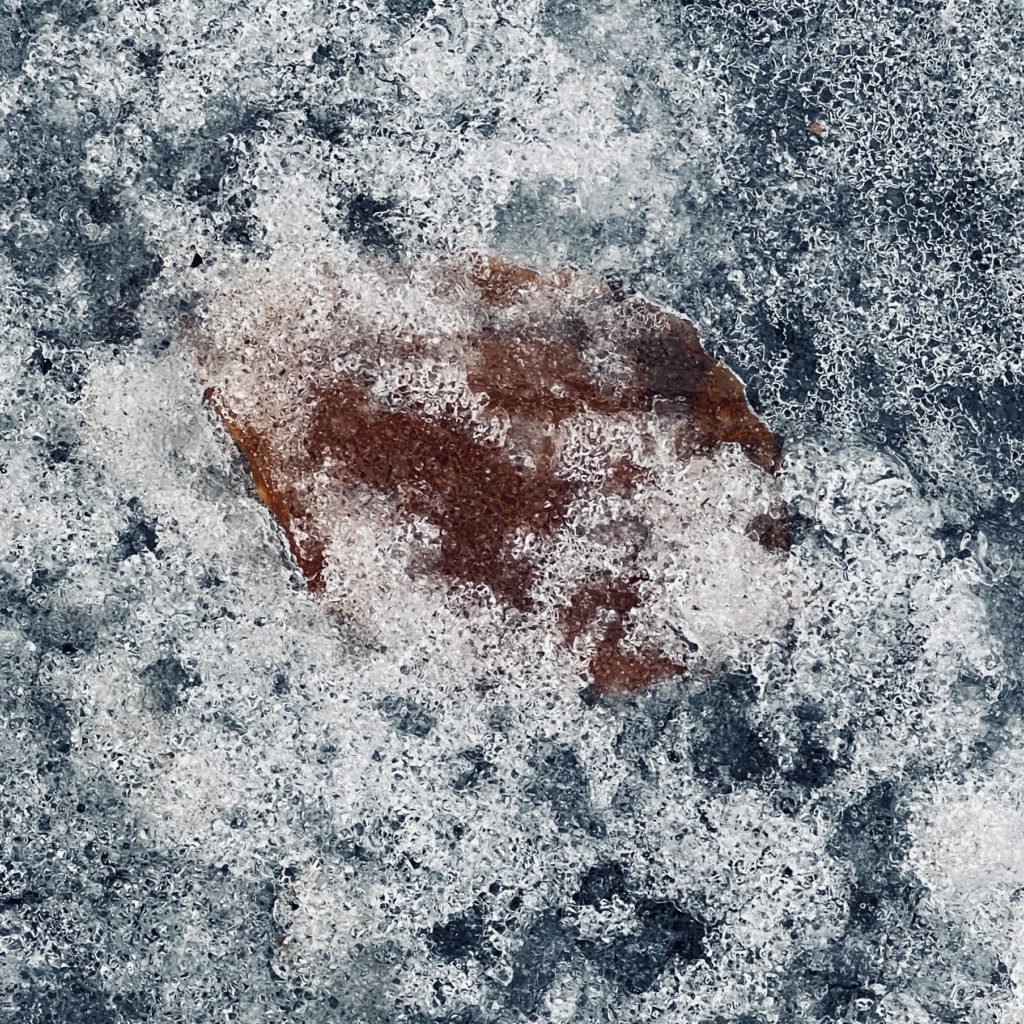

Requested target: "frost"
[{"left": 1, "top": 0, "right": 1022, "bottom": 1020}]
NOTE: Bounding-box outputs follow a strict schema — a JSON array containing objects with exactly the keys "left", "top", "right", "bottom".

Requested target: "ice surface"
[{"left": 1, "top": 0, "right": 1022, "bottom": 1021}]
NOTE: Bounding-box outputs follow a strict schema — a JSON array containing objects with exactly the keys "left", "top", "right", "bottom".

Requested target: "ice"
[{"left": 1, "top": 0, "right": 1022, "bottom": 1020}]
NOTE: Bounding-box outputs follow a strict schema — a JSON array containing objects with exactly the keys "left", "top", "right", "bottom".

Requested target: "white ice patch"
[{"left": 911, "top": 740, "right": 1024, "bottom": 1020}]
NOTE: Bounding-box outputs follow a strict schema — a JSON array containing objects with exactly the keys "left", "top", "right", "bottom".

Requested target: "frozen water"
[{"left": 1, "top": 1, "right": 1022, "bottom": 1022}]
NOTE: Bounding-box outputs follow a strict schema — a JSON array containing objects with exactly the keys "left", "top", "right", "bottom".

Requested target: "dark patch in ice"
[
  {"left": 785, "top": 739, "right": 839, "bottom": 790},
  {"left": 784, "top": 703, "right": 852, "bottom": 791},
  {"left": 446, "top": 105, "right": 501, "bottom": 140},
  {"left": 774, "top": 780, "right": 980, "bottom": 1023},
  {"left": 505, "top": 910, "right": 574, "bottom": 1014},
  {"left": 27, "top": 345, "right": 54, "bottom": 375},
  {"left": 180, "top": 141, "right": 237, "bottom": 209},
  {"left": 133, "top": 43, "right": 163, "bottom": 72},
  {"left": 493, "top": 179, "right": 586, "bottom": 256},
  {"left": 536, "top": 0, "right": 588, "bottom": 43},
  {"left": 1, "top": 569, "right": 101, "bottom": 661},
  {"left": 611, "top": 689, "right": 684, "bottom": 764},
  {"left": 690, "top": 669, "right": 776, "bottom": 790},
  {"left": 307, "top": 99, "right": 390, "bottom": 146},
  {"left": 346, "top": 192, "right": 402, "bottom": 256},
  {"left": 573, "top": 864, "right": 711, "bottom": 995},
  {"left": 831, "top": 782, "right": 915, "bottom": 919},
  {"left": 526, "top": 742, "right": 602, "bottom": 834},
  {"left": 574, "top": 861, "right": 628, "bottom": 908},
  {"left": 384, "top": 0, "right": 434, "bottom": 24},
  {"left": 428, "top": 872, "right": 710, "bottom": 1009},
  {"left": 117, "top": 498, "right": 160, "bottom": 560},
  {"left": 428, "top": 896, "right": 491, "bottom": 962},
  {"left": 748, "top": 306, "right": 819, "bottom": 412},
  {"left": 376, "top": 694, "right": 437, "bottom": 738},
  {"left": 452, "top": 745, "right": 495, "bottom": 791},
  {"left": 148, "top": 122, "right": 261, "bottom": 249},
  {"left": 141, "top": 657, "right": 203, "bottom": 714},
  {"left": 579, "top": 898, "right": 709, "bottom": 995},
  {"left": 14, "top": 970, "right": 152, "bottom": 1024},
  {"left": 981, "top": 376, "right": 1024, "bottom": 467},
  {"left": 27, "top": 692, "right": 73, "bottom": 766},
  {"left": 0, "top": 12, "right": 29, "bottom": 75},
  {"left": 809, "top": 963, "right": 882, "bottom": 1024},
  {"left": 972, "top": 583, "right": 1024, "bottom": 764},
  {"left": 409, "top": 1008, "right": 490, "bottom": 1024},
  {"left": 45, "top": 437, "right": 76, "bottom": 468}
]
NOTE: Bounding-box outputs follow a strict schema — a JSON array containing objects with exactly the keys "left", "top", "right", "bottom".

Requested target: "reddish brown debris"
[
  {"left": 191, "top": 254, "right": 787, "bottom": 695},
  {"left": 307, "top": 377, "right": 574, "bottom": 610}
]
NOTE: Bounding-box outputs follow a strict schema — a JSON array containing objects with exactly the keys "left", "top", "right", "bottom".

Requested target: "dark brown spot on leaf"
[{"left": 307, "top": 379, "right": 573, "bottom": 609}]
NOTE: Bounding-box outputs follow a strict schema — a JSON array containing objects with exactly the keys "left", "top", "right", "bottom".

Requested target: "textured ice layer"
[{"left": 1, "top": 0, "right": 1022, "bottom": 1022}]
